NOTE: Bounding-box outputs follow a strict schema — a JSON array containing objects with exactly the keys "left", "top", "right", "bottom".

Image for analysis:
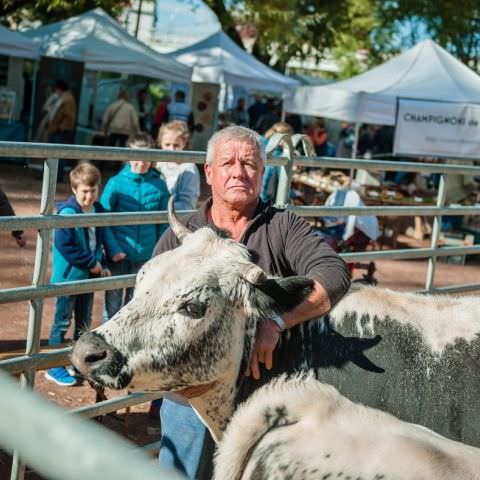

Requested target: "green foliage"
[
  {"left": 1, "top": 0, "right": 129, "bottom": 27},
  {"left": 206, "top": 0, "right": 379, "bottom": 77},
  {"left": 4, "top": 0, "right": 478, "bottom": 77},
  {"left": 206, "top": 0, "right": 480, "bottom": 77},
  {"left": 373, "top": 0, "right": 480, "bottom": 70}
]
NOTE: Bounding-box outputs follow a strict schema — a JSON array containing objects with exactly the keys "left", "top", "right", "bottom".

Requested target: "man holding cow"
[{"left": 153, "top": 125, "right": 351, "bottom": 478}]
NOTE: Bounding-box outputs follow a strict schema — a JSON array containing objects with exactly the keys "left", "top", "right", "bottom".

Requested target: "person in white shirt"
[{"left": 156, "top": 120, "right": 200, "bottom": 211}]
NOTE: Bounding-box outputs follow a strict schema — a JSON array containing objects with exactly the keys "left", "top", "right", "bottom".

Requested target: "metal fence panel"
[
  {"left": 0, "top": 139, "right": 479, "bottom": 480},
  {"left": 0, "top": 370, "right": 183, "bottom": 480}
]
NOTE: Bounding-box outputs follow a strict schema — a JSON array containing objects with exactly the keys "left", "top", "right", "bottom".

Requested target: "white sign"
[{"left": 394, "top": 99, "right": 480, "bottom": 159}]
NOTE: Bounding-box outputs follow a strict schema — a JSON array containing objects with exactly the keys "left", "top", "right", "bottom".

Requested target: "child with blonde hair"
[{"left": 156, "top": 120, "right": 200, "bottom": 210}]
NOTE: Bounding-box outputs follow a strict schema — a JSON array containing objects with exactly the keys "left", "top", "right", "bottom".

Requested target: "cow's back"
[
  {"left": 218, "top": 376, "right": 480, "bottom": 480},
  {"left": 237, "top": 288, "right": 480, "bottom": 446}
]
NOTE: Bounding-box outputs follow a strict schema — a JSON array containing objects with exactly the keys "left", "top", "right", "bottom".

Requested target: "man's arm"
[
  {"left": 248, "top": 211, "right": 351, "bottom": 379},
  {"left": 248, "top": 280, "right": 330, "bottom": 380}
]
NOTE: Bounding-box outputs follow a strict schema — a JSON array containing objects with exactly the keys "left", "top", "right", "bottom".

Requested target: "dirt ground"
[{"left": 0, "top": 162, "right": 479, "bottom": 479}]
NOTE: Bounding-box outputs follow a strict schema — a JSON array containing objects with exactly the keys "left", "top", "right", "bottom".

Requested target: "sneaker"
[{"left": 45, "top": 367, "right": 78, "bottom": 387}]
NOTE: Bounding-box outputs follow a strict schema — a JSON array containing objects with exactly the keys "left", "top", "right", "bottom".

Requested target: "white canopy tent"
[
  {"left": 284, "top": 39, "right": 480, "bottom": 126},
  {"left": 0, "top": 25, "right": 39, "bottom": 59},
  {"left": 23, "top": 8, "right": 192, "bottom": 82},
  {"left": 169, "top": 31, "right": 299, "bottom": 93}
]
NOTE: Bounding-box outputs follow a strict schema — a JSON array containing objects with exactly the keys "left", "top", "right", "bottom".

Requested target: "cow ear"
[{"left": 252, "top": 276, "right": 314, "bottom": 313}]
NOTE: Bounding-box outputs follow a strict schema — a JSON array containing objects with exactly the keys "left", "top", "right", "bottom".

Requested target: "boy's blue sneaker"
[{"left": 45, "top": 367, "right": 77, "bottom": 387}]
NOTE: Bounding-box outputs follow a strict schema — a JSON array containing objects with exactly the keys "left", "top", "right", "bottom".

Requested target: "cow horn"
[
  {"left": 168, "top": 196, "right": 192, "bottom": 241},
  {"left": 243, "top": 265, "right": 267, "bottom": 285}
]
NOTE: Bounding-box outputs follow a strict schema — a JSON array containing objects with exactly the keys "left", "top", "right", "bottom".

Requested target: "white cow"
[
  {"left": 72, "top": 203, "right": 480, "bottom": 477},
  {"left": 215, "top": 374, "right": 480, "bottom": 480}
]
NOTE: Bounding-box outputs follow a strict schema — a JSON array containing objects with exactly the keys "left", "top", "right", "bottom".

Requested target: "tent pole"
[
  {"left": 348, "top": 122, "right": 360, "bottom": 187},
  {"left": 134, "top": 0, "right": 144, "bottom": 38},
  {"left": 28, "top": 60, "right": 38, "bottom": 141},
  {"left": 91, "top": 70, "right": 99, "bottom": 129}
]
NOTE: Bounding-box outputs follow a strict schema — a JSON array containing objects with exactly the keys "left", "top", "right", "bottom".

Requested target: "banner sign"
[{"left": 394, "top": 99, "right": 480, "bottom": 159}]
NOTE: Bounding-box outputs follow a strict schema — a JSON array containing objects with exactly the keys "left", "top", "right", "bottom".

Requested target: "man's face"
[
  {"left": 72, "top": 183, "right": 99, "bottom": 210},
  {"left": 205, "top": 138, "right": 264, "bottom": 208}
]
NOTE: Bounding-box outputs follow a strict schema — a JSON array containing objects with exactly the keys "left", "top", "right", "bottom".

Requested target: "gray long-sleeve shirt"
[{"left": 154, "top": 198, "right": 351, "bottom": 308}]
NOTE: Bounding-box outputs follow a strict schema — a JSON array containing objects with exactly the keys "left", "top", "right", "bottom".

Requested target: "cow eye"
[{"left": 180, "top": 302, "right": 207, "bottom": 319}]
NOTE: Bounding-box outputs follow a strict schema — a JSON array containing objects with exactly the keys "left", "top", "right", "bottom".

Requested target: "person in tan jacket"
[
  {"left": 47, "top": 79, "right": 77, "bottom": 182},
  {"left": 101, "top": 90, "right": 140, "bottom": 149}
]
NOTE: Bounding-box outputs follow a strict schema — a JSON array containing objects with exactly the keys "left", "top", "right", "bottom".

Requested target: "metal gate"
[{"left": 0, "top": 137, "right": 479, "bottom": 479}]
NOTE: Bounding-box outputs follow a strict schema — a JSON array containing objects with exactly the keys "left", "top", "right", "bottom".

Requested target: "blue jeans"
[
  {"left": 49, "top": 293, "right": 93, "bottom": 345},
  {"left": 159, "top": 400, "right": 207, "bottom": 479},
  {"left": 104, "top": 258, "right": 144, "bottom": 321}
]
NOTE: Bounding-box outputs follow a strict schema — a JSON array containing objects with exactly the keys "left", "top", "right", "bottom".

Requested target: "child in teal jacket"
[{"left": 101, "top": 133, "right": 169, "bottom": 320}]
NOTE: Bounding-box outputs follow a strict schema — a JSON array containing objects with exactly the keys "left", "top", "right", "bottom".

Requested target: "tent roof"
[
  {"left": 285, "top": 40, "right": 480, "bottom": 125},
  {"left": 0, "top": 24, "right": 39, "bottom": 59},
  {"left": 170, "top": 31, "right": 299, "bottom": 93},
  {"left": 23, "top": 8, "right": 192, "bottom": 82}
]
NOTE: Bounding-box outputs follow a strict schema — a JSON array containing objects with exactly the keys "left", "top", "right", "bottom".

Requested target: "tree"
[
  {"left": 205, "top": 0, "right": 379, "bottom": 77},
  {"left": 373, "top": 0, "right": 480, "bottom": 71},
  {"left": 1, "top": 0, "right": 129, "bottom": 27}
]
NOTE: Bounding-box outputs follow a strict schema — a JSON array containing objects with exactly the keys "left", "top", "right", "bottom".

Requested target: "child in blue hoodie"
[
  {"left": 46, "top": 163, "right": 119, "bottom": 387},
  {"left": 101, "top": 133, "right": 169, "bottom": 320}
]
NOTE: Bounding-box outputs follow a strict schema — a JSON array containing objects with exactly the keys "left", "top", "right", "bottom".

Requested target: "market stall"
[
  {"left": 169, "top": 31, "right": 299, "bottom": 148},
  {"left": 285, "top": 39, "right": 480, "bottom": 243},
  {"left": 23, "top": 8, "right": 193, "bottom": 142},
  {"left": 0, "top": 25, "right": 39, "bottom": 143}
]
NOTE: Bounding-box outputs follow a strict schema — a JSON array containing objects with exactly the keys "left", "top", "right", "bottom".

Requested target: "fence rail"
[
  {"left": 0, "top": 370, "right": 182, "bottom": 480},
  {"left": 0, "top": 138, "right": 479, "bottom": 480}
]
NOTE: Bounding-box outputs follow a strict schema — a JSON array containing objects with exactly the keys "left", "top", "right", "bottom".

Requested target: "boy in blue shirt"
[
  {"left": 101, "top": 133, "right": 169, "bottom": 320},
  {"left": 46, "top": 163, "right": 119, "bottom": 386}
]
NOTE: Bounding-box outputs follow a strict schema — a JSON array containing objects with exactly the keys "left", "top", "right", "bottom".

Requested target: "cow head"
[{"left": 71, "top": 199, "right": 313, "bottom": 440}]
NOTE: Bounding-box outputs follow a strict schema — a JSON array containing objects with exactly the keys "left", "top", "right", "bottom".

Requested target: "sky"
[{"left": 153, "top": 0, "right": 220, "bottom": 49}]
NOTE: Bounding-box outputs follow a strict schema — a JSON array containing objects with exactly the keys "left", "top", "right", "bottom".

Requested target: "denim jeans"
[
  {"left": 104, "top": 258, "right": 145, "bottom": 321},
  {"left": 159, "top": 400, "right": 208, "bottom": 479},
  {"left": 49, "top": 293, "right": 93, "bottom": 345}
]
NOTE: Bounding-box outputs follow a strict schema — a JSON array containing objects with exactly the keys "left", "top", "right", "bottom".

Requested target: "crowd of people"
[{"left": 45, "top": 119, "right": 200, "bottom": 387}]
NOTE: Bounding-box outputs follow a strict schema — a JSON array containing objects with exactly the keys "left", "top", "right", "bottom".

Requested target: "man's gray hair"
[{"left": 206, "top": 126, "right": 266, "bottom": 165}]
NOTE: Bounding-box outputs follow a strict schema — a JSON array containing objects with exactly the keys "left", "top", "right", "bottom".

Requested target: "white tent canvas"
[
  {"left": 169, "top": 31, "right": 299, "bottom": 93},
  {"left": 284, "top": 40, "right": 480, "bottom": 126},
  {"left": 0, "top": 24, "right": 39, "bottom": 59},
  {"left": 23, "top": 8, "right": 192, "bottom": 82}
]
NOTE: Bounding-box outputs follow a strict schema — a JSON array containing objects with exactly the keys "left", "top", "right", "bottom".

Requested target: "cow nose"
[{"left": 71, "top": 331, "right": 114, "bottom": 377}]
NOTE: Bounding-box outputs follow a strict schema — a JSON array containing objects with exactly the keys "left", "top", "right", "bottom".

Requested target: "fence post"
[
  {"left": 11, "top": 158, "right": 58, "bottom": 480},
  {"left": 425, "top": 174, "right": 446, "bottom": 291},
  {"left": 273, "top": 134, "right": 295, "bottom": 206}
]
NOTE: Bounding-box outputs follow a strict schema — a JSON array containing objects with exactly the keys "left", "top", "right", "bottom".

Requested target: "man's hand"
[
  {"left": 246, "top": 319, "right": 282, "bottom": 380},
  {"left": 112, "top": 252, "right": 126, "bottom": 262}
]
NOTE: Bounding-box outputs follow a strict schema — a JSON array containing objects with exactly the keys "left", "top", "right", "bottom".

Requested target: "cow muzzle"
[{"left": 71, "top": 331, "right": 131, "bottom": 389}]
